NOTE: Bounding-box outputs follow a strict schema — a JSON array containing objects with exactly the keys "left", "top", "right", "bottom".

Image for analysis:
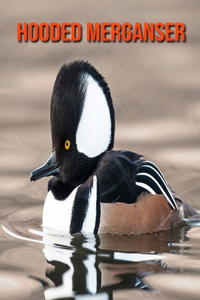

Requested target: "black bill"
[{"left": 30, "top": 151, "right": 60, "bottom": 181}]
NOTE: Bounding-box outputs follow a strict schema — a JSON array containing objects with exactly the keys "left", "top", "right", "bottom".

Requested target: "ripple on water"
[
  {"left": 0, "top": 271, "right": 44, "bottom": 300},
  {"left": 1, "top": 197, "right": 200, "bottom": 300},
  {"left": 145, "top": 274, "right": 200, "bottom": 300}
]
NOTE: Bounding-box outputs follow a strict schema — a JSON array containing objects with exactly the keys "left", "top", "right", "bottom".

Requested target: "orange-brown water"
[{"left": 0, "top": 1, "right": 200, "bottom": 299}]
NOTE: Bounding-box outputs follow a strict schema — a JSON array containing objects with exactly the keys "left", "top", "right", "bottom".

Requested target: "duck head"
[{"left": 30, "top": 61, "right": 115, "bottom": 186}]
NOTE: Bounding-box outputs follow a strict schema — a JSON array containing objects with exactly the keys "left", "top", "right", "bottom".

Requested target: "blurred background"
[{"left": 1, "top": 0, "right": 200, "bottom": 209}]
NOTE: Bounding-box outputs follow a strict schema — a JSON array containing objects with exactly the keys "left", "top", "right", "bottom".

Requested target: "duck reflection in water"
[
  {"left": 43, "top": 226, "right": 189, "bottom": 300},
  {"left": 29, "top": 61, "right": 199, "bottom": 298}
]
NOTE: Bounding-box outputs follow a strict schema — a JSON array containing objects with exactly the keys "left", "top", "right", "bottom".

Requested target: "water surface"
[
  {"left": 1, "top": 1, "right": 200, "bottom": 299},
  {"left": 1, "top": 166, "right": 200, "bottom": 300}
]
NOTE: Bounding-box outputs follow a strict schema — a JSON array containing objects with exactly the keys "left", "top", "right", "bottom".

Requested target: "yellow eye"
[{"left": 65, "top": 140, "right": 70, "bottom": 150}]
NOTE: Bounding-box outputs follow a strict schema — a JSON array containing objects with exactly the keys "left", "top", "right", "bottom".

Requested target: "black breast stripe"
[
  {"left": 135, "top": 161, "right": 178, "bottom": 210},
  {"left": 70, "top": 176, "right": 100, "bottom": 234}
]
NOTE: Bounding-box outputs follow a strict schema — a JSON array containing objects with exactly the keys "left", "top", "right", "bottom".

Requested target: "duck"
[{"left": 30, "top": 60, "right": 198, "bottom": 235}]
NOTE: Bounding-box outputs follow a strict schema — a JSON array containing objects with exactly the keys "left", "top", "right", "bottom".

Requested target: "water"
[
  {"left": 2, "top": 95, "right": 199, "bottom": 300},
  {"left": 1, "top": 181, "right": 200, "bottom": 300},
  {"left": 1, "top": 1, "right": 200, "bottom": 298}
]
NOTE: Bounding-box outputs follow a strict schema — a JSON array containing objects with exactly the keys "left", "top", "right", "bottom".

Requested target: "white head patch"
[{"left": 76, "top": 75, "right": 111, "bottom": 158}]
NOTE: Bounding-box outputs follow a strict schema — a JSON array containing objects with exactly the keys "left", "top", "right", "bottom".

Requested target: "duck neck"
[{"left": 48, "top": 177, "right": 76, "bottom": 200}]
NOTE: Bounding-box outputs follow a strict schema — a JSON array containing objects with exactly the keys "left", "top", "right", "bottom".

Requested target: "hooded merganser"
[{"left": 30, "top": 61, "right": 198, "bottom": 235}]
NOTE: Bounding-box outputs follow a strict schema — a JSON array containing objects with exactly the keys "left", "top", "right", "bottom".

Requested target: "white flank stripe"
[
  {"left": 135, "top": 182, "right": 156, "bottom": 195},
  {"left": 81, "top": 176, "right": 97, "bottom": 234},
  {"left": 76, "top": 75, "right": 111, "bottom": 158},
  {"left": 144, "top": 161, "right": 167, "bottom": 181},
  {"left": 141, "top": 164, "right": 178, "bottom": 209},
  {"left": 136, "top": 172, "right": 176, "bottom": 209}
]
